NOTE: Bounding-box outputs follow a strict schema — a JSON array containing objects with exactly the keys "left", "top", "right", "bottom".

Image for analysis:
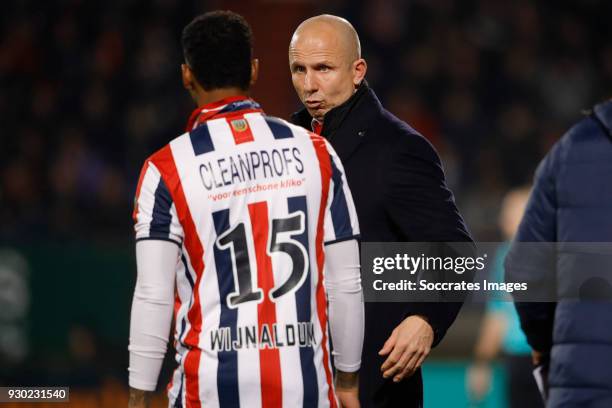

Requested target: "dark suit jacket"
[{"left": 292, "top": 83, "right": 473, "bottom": 407}]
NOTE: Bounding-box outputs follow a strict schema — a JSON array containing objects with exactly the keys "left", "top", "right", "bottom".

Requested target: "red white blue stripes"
[{"left": 133, "top": 98, "right": 358, "bottom": 407}]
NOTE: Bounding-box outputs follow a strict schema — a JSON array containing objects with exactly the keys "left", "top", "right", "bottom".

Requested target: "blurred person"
[
  {"left": 439, "top": 87, "right": 486, "bottom": 188},
  {"left": 289, "top": 15, "right": 473, "bottom": 408},
  {"left": 496, "top": 102, "right": 541, "bottom": 187},
  {"left": 65, "top": 324, "right": 100, "bottom": 388},
  {"left": 505, "top": 99, "right": 612, "bottom": 407},
  {"left": 128, "top": 11, "right": 364, "bottom": 408},
  {"left": 467, "top": 187, "right": 542, "bottom": 407},
  {"left": 539, "top": 57, "right": 593, "bottom": 124}
]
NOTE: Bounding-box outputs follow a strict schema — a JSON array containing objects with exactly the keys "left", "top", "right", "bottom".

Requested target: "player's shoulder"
[
  {"left": 261, "top": 114, "right": 313, "bottom": 139},
  {"left": 143, "top": 131, "right": 192, "bottom": 173}
]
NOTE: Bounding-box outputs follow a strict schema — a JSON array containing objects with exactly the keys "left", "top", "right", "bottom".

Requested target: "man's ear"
[
  {"left": 250, "top": 58, "right": 259, "bottom": 87},
  {"left": 352, "top": 58, "right": 367, "bottom": 87},
  {"left": 181, "top": 63, "right": 194, "bottom": 92}
]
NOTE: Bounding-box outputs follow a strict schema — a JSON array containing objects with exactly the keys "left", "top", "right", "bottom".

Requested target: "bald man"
[{"left": 289, "top": 15, "right": 473, "bottom": 408}]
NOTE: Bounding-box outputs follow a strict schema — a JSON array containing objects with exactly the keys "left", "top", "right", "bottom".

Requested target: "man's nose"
[{"left": 303, "top": 70, "right": 317, "bottom": 93}]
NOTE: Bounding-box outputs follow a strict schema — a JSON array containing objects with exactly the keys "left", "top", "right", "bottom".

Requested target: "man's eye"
[
  {"left": 319, "top": 66, "right": 329, "bottom": 72},
  {"left": 293, "top": 66, "right": 305, "bottom": 73}
]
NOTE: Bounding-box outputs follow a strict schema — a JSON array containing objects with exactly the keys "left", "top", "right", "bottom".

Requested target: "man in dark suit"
[{"left": 289, "top": 15, "right": 473, "bottom": 407}]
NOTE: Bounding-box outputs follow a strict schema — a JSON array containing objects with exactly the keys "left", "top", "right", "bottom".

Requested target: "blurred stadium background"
[{"left": 1, "top": 0, "right": 609, "bottom": 406}]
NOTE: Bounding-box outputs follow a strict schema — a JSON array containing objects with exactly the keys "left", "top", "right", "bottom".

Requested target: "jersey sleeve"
[
  {"left": 322, "top": 142, "right": 360, "bottom": 245},
  {"left": 133, "top": 160, "right": 184, "bottom": 246}
]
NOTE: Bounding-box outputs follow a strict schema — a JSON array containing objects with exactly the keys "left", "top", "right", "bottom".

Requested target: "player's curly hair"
[{"left": 182, "top": 10, "right": 253, "bottom": 91}]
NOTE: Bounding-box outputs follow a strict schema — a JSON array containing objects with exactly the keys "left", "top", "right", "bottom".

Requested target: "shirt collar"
[
  {"left": 311, "top": 118, "right": 323, "bottom": 134},
  {"left": 185, "top": 95, "right": 263, "bottom": 131}
]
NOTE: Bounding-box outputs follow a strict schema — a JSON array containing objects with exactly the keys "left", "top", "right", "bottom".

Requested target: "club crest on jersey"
[{"left": 230, "top": 118, "right": 248, "bottom": 132}]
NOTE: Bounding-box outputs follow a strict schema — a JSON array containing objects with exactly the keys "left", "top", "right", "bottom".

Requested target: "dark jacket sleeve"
[
  {"left": 504, "top": 147, "right": 558, "bottom": 353},
  {"left": 382, "top": 129, "right": 474, "bottom": 346}
]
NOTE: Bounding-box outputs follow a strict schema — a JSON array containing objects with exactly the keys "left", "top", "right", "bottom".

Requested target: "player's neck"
[{"left": 195, "top": 87, "right": 249, "bottom": 108}]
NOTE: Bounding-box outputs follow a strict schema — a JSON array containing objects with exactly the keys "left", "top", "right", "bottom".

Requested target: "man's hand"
[
  {"left": 128, "top": 388, "right": 150, "bottom": 408},
  {"left": 335, "top": 370, "right": 360, "bottom": 408},
  {"left": 379, "top": 315, "right": 434, "bottom": 382}
]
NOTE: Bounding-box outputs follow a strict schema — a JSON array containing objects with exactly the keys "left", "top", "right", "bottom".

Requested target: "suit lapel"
[
  {"left": 323, "top": 86, "right": 378, "bottom": 163},
  {"left": 326, "top": 121, "right": 369, "bottom": 163}
]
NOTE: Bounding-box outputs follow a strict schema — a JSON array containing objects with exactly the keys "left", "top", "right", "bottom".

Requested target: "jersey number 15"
[{"left": 216, "top": 210, "right": 309, "bottom": 309}]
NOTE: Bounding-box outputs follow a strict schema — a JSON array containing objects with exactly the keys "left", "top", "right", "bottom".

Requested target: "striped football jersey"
[{"left": 133, "top": 96, "right": 359, "bottom": 408}]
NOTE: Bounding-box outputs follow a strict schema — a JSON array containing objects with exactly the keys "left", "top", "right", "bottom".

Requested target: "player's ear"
[
  {"left": 182, "top": 63, "right": 201, "bottom": 101},
  {"left": 352, "top": 58, "right": 367, "bottom": 87},
  {"left": 250, "top": 58, "right": 259, "bottom": 87},
  {"left": 181, "top": 63, "right": 195, "bottom": 92}
]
